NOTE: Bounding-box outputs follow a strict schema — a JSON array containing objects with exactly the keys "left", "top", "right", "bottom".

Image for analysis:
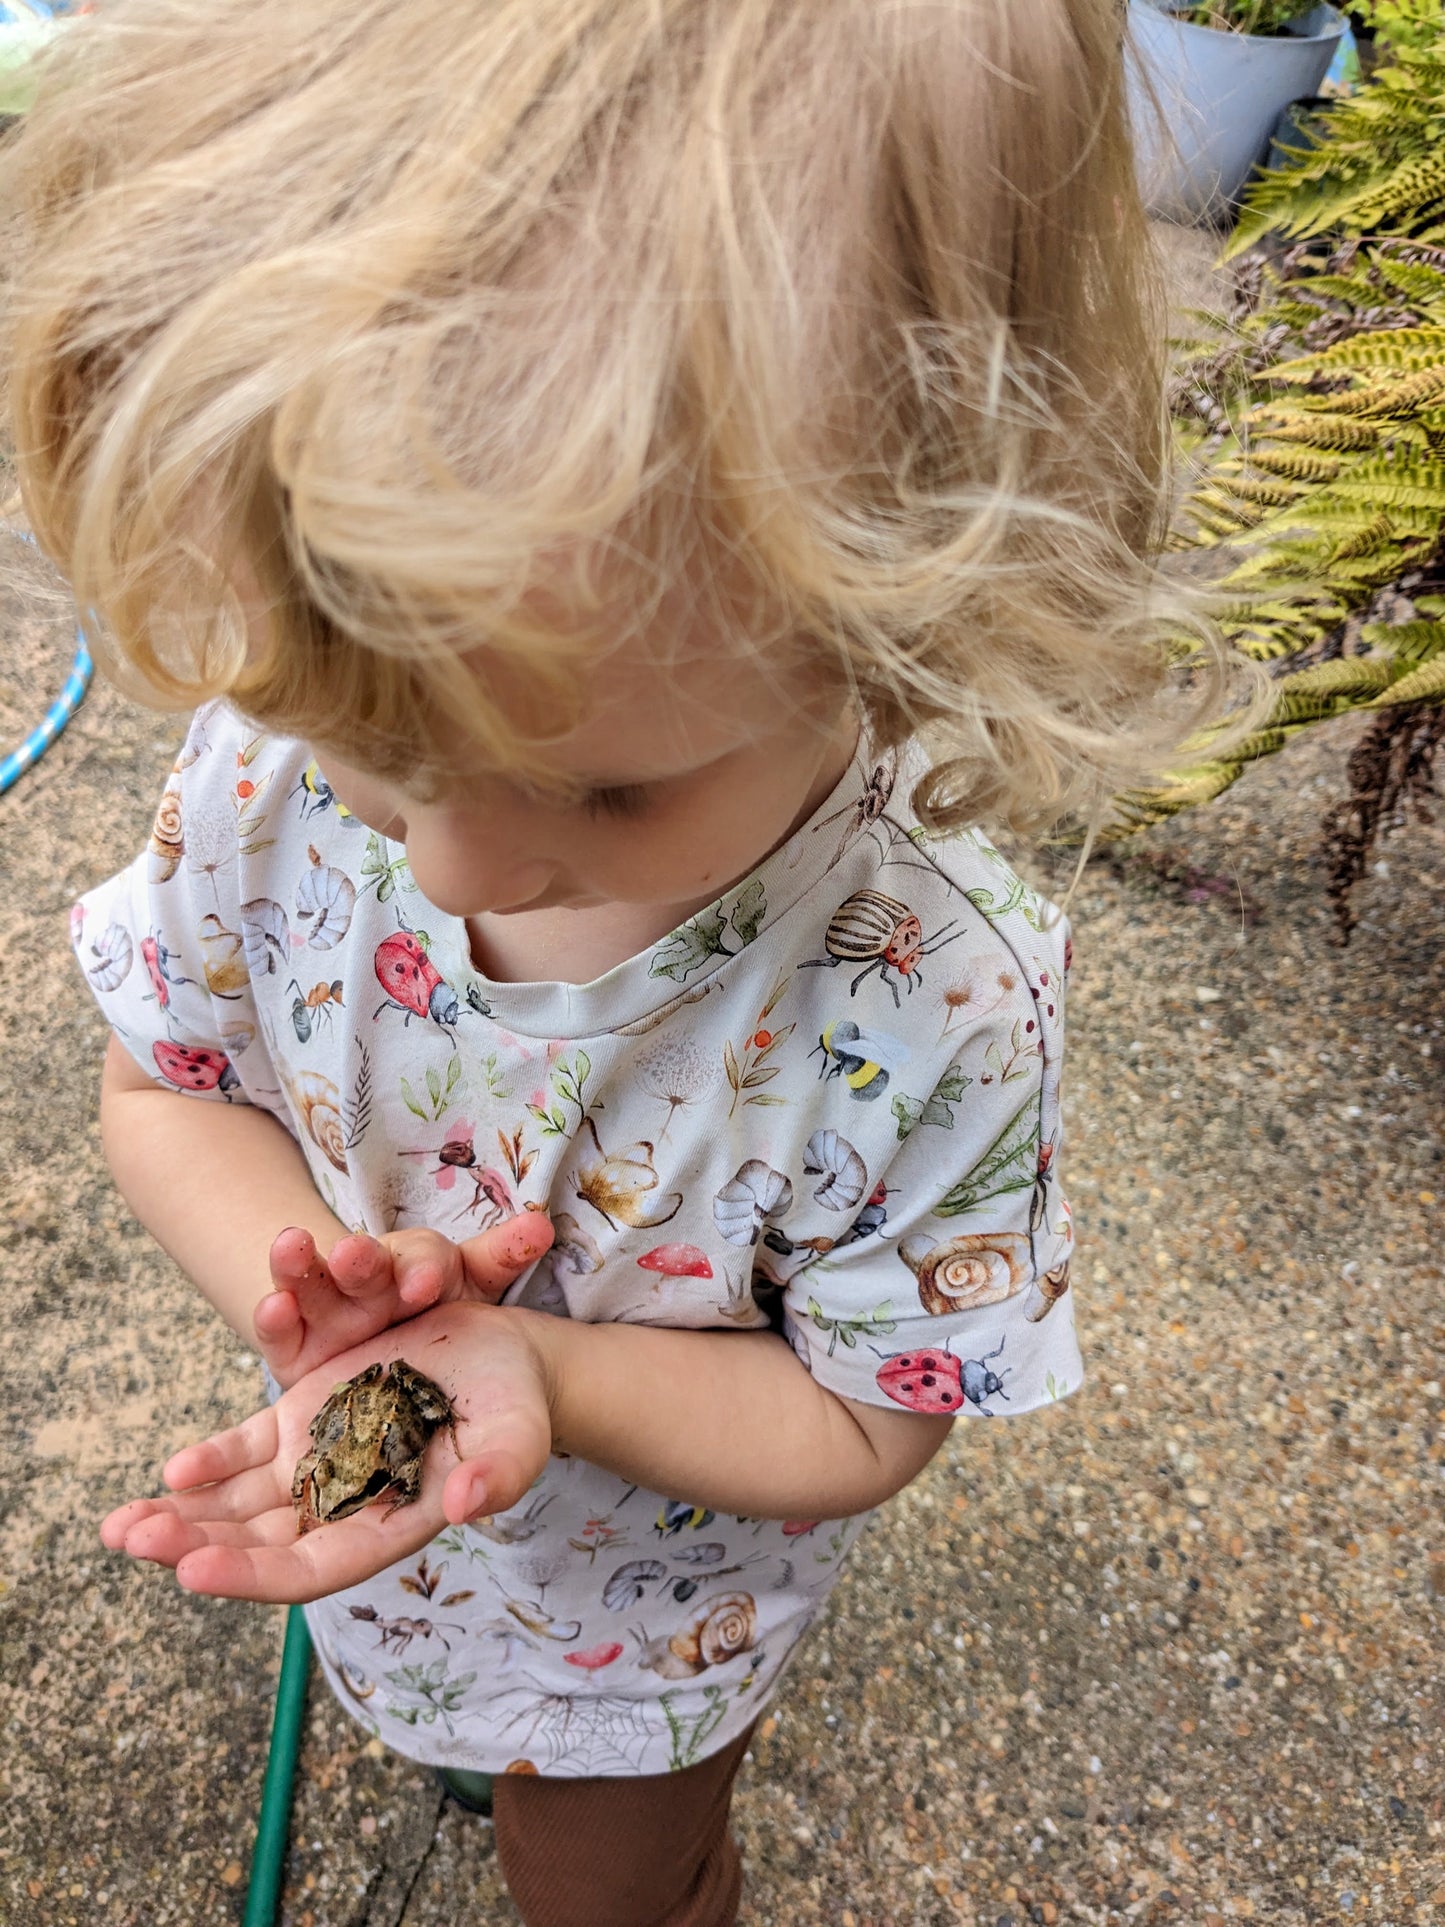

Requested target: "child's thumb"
[{"left": 458, "top": 1210, "right": 555, "bottom": 1301}]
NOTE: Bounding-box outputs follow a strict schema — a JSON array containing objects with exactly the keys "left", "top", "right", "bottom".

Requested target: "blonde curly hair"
[{"left": 1, "top": 0, "right": 1235, "bottom": 832}]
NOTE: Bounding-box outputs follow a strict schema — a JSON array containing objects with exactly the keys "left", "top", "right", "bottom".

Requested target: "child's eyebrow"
[{"left": 534, "top": 746, "right": 739, "bottom": 797}]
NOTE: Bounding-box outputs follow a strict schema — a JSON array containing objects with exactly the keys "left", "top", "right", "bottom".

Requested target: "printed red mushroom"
[
  {"left": 636, "top": 1243, "right": 714, "bottom": 1282},
  {"left": 563, "top": 1641, "right": 626, "bottom": 1671}
]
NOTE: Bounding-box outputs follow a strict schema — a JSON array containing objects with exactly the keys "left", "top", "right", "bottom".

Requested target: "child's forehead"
[{"left": 437, "top": 623, "right": 825, "bottom": 788}]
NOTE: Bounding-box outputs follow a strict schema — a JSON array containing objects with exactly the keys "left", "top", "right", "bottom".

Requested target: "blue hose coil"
[{"left": 0, "top": 627, "right": 93, "bottom": 795}]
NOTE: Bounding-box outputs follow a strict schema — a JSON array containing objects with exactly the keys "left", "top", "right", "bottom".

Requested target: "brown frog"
[{"left": 291, "top": 1360, "right": 460, "bottom": 1535}]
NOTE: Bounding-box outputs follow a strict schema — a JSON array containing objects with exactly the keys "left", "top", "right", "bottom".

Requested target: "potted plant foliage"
[{"left": 1128, "top": 1, "right": 1349, "bottom": 223}]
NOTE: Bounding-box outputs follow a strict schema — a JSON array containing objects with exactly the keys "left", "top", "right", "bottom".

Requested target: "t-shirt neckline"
[{"left": 407, "top": 751, "right": 879, "bottom": 1041}]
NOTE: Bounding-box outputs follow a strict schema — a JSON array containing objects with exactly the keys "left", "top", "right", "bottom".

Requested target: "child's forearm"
[
  {"left": 527, "top": 1313, "right": 952, "bottom": 1522},
  {"left": 98, "top": 1038, "right": 347, "bottom": 1342}
]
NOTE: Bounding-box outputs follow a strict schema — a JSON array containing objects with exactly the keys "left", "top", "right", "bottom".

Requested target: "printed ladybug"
[
  {"left": 140, "top": 933, "right": 196, "bottom": 1012},
  {"left": 373, "top": 929, "right": 461, "bottom": 1043},
  {"left": 151, "top": 1039, "right": 239, "bottom": 1099},
  {"left": 874, "top": 1336, "right": 1011, "bottom": 1416}
]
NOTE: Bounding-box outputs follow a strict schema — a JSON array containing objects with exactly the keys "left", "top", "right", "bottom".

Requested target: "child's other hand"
[
  {"left": 255, "top": 1214, "right": 555, "bottom": 1389},
  {"left": 100, "top": 1302, "right": 553, "bottom": 1604}
]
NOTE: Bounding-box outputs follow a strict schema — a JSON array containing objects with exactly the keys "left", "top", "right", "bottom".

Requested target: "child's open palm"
[
  {"left": 256, "top": 1214, "right": 555, "bottom": 1388},
  {"left": 100, "top": 1303, "right": 554, "bottom": 1603}
]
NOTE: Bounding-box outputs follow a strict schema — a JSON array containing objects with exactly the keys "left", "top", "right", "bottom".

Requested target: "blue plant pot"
[{"left": 1127, "top": 2, "right": 1348, "bottom": 224}]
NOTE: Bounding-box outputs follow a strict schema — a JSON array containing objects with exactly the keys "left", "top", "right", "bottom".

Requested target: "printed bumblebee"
[
  {"left": 801, "top": 890, "right": 962, "bottom": 1008},
  {"left": 290, "top": 760, "right": 360, "bottom": 825},
  {"left": 655, "top": 1500, "right": 716, "bottom": 1538},
  {"left": 810, "top": 1019, "right": 910, "bottom": 1101}
]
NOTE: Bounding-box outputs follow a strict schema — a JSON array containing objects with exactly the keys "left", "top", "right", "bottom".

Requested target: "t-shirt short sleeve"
[
  {"left": 69, "top": 705, "right": 271, "bottom": 1106},
  {"left": 776, "top": 976, "right": 1081, "bottom": 1422}
]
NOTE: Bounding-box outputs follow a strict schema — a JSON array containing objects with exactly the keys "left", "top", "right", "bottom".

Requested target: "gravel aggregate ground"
[{"left": 2, "top": 227, "right": 1442, "bottom": 1927}]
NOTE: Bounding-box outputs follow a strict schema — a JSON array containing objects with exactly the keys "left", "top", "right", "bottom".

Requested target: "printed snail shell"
[
  {"left": 147, "top": 789, "right": 184, "bottom": 884},
  {"left": 667, "top": 1591, "right": 758, "bottom": 1671},
  {"left": 898, "top": 1230, "right": 1029, "bottom": 1316},
  {"left": 1023, "top": 1259, "right": 1072, "bottom": 1323},
  {"left": 289, "top": 1068, "right": 350, "bottom": 1174}
]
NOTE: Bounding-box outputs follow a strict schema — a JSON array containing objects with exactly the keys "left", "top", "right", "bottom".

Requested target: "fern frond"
[
  {"left": 1367, "top": 653, "right": 1445, "bottom": 707},
  {"left": 1270, "top": 327, "right": 1445, "bottom": 376},
  {"left": 1247, "top": 448, "right": 1344, "bottom": 484},
  {"left": 1358, "top": 616, "right": 1445, "bottom": 665},
  {"left": 1105, "top": 20, "right": 1445, "bottom": 843},
  {"left": 1257, "top": 416, "right": 1381, "bottom": 450}
]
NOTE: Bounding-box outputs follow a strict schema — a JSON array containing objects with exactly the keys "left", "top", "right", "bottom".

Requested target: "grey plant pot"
[{"left": 1127, "top": 2, "right": 1347, "bottom": 225}]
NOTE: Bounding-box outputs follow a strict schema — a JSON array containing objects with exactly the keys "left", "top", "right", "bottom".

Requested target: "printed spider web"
[{"left": 490, "top": 1677, "right": 660, "bottom": 1775}]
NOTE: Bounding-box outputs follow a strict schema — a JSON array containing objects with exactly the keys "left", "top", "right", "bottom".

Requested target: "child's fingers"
[
  {"left": 252, "top": 1288, "right": 303, "bottom": 1371},
  {"left": 156, "top": 1463, "right": 285, "bottom": 1525},
  {"left": 269, "top": 1225, "right": 332, "bottom": 1289},
  {"left": 457, "top": 1211, "right": 555, "bottom": 1302},
  {"left": 123, "top": 1505, "right": 299, "bottom": 1567},
  {"left": 392, "top": 1229, "right": 461, "bottom": 1309},
  {"left": 163, "top": 1409, "right": 279, "bottom": 1491},
  {"left": 326, "top": 1234, "right": 396, "bottom": 1301},
  {"left": 253, "top": 1289, "right": 301, "bottom": 1337},
  {"left": 100, "top": 1497, "right": 170, "bottom": 1550}
]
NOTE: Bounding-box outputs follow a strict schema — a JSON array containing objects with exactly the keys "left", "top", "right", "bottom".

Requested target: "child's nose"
[{"left": 403, "top": 819, "right": 552, "bottom": 918}]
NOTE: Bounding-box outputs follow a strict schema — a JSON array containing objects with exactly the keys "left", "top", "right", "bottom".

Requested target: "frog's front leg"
[
  {"left": 382, "top": 1458, "right": 425, "bottom": 1518},
  {"left": 291, "top": 1457, "right": 323, "bottom": 1535}
]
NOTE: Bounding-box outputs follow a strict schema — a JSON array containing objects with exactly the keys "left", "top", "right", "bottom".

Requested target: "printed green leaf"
[
  {"left": 936, "top": 1093, "right": 1040, "bottom": 1218},
  {"left": 741, "top": 1065, "right": 780, "bottom": 1089},
  {"left": 445, "top": 1056, "right": 460, "bottom": 1093},
  {"left": 400, "top": 1077, "right": 427, "bottom": 1121},
  {"left": 426, "top": 1065, "right": 441, "bottom": 1104},
  {"left": 377, "top": 873, "right": 394, "bottom": 903},
  {"left": 728, "top": 878, "right": 767, "bottom": 947},
  {"left": 649, "top": 903, "right": 732, "bottom": 983},
  {"left": 723, "top": 1038, "right": 741, "bottom": 1092},
  {"left": 746, "top": 1093, "right": 788, "bottom": 1107}
]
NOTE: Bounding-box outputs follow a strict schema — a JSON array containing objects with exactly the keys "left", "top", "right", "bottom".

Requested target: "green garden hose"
[{"left": 243, "top": 1606, "right": 313, "bottom": 1927}]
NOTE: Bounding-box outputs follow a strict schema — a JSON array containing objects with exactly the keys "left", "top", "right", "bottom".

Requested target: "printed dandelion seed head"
[
  {"left": 635, "top": 1037, "right": 722, "bottom": 1103},
  {"left": 184, "top": 805, "right": 236, "bottom": 888},
  {"left": 635, "top": 1036, "right": 724, "bottom": 1138}
]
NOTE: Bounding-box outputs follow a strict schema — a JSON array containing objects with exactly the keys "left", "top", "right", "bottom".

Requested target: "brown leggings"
[{"left": 490, "top": 1721, "right": 756, "bottom": 1927}]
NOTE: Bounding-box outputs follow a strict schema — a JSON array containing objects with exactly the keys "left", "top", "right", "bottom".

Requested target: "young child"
[{"left": 2, "top": 2, "right": 1229, "bottom": 1920}]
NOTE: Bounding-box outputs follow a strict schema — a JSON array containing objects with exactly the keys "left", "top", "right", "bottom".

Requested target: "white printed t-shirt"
[{"left": 72, "top": 701, "right": 1081, "bottom": 1778}]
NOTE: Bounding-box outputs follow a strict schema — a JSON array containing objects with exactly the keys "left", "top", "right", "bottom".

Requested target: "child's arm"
[
  {"left": 100, "top": 1035, "right": 349, "bottom": 1342},
  {"left": 539, "top": 1315, "right": 952, "bottom": 1524},
  {"left": 99, "top": 1037, "right": 553, "bottom": 1383},
  {"left": 103, "top": 1295, "right": 951, "bottom": 1604}
]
